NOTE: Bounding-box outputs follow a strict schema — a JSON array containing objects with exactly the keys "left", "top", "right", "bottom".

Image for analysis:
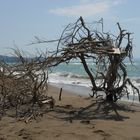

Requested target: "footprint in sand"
[
  {"left": 16, "top": 129, "right": 32, "bottom": 140},
  {"left": 93, "top": 130, "right": 111, "bottom": 137}
]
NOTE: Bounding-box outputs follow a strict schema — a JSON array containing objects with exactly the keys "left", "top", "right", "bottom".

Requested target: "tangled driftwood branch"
[
  {"left": 35, "top": 17, "right": 139, "bottom": 102},
  {"left": 0, "top": 50, "right": 54, "bottom": 121}
]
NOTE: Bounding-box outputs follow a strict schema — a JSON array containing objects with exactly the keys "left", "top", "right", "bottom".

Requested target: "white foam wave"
[
  {"left": 50, "top": 72, "right": 88, "bottom": 79},
  {"left": 48, "top": 72, "right": 91, "bottom": 87},
  {"left": 49, "top": 72, "right": 140, "bottom": 96}
]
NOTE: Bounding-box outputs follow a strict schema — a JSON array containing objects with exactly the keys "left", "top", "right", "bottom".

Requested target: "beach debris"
[
  {"left": 25, "top": 114, "right": 34, "bottom": 123},
  {"left": 32, "top": 17, "right": 139, "bottom": 102},
  {"left": 0, "top": 17, "right": 138, "bottom": 121},
  {"left": 59, "top": 87, "right": 63, "bottom": 101},
  {"left": 0, "top": 49, "right": 53, "bottom": 120},
  {"left": 39, "top": 96, "right": 55, "bottom": 109}
]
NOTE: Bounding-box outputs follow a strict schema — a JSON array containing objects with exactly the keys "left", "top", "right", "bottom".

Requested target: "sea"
[{"left": 48, "top": 58, "right": 140, "bottom": 102}]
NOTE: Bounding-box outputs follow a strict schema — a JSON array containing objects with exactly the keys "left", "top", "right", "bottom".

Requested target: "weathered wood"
[
  {"left": 44, "top": 17, "right": 139, "bottom": 102},
  {"left": 59, "top": 88, "right": 63, "bottom": 101},
  {"left": 33, "top": 17, "right": 139, "bottom": 102}
]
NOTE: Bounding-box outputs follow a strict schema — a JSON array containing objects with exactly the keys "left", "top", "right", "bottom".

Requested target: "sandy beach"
[{"left": 0, "top": 84, "right": 140, "bottom": 140}]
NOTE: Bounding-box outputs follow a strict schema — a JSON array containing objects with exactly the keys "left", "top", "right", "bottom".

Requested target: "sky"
[{"left": 0, "top": 0, "right": 140, "bottom": 58}]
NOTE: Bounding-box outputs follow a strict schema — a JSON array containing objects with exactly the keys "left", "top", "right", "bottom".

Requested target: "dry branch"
[
  {"left": 0, "top": 50, "right": 54, "bottom": 120},
  {"left": 36, "top": 17, "right": 139, "bottom": 102}
]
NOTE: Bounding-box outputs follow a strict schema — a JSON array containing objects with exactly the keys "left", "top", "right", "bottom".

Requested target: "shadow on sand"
[{"left": 53, "top": 99, "right": 138, "bottom": 122}]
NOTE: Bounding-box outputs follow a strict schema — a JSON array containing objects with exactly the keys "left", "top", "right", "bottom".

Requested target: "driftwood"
[
  {"left": 59, "top": 88, "right": 63, "bottom": 101},
  {"left": 0, "top": 50, "right": 54, "bottom": 120},
  {"left": 33, "top": 17, "right": 139, "bottom": 102}
]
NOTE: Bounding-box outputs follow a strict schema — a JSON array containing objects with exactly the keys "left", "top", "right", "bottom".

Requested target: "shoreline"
[
  {"left": 49, "top": 82, "right": 92, "bottom": 96},
  {"left": 49, "top": 82, "right": 140, "bottom": 103}
]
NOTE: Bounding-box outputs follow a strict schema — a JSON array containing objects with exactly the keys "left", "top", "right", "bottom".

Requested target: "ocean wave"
[
  {"left": 48, "top": 72, "right": 91, "bottom": 88},
  {"left": 50, "top": 72, "right": 89, "bottom": 79},
  {"left": 67, "top": 61, "right": 95, "bottom": 66},
  {"left": 133, "top": 78, "right": 140, "bottom": 83},
  {"left": 49, "top": 72, "right": 140, "bottom": 96}
]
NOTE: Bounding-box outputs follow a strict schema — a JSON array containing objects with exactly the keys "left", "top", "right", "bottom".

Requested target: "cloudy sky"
[{"left": 0, "top": 0, "right": 140, "bottom": 58}]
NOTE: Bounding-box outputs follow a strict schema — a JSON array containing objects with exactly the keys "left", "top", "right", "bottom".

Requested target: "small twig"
[{"left": 25, "top": 114, "right": 34, "bottom": 123}]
